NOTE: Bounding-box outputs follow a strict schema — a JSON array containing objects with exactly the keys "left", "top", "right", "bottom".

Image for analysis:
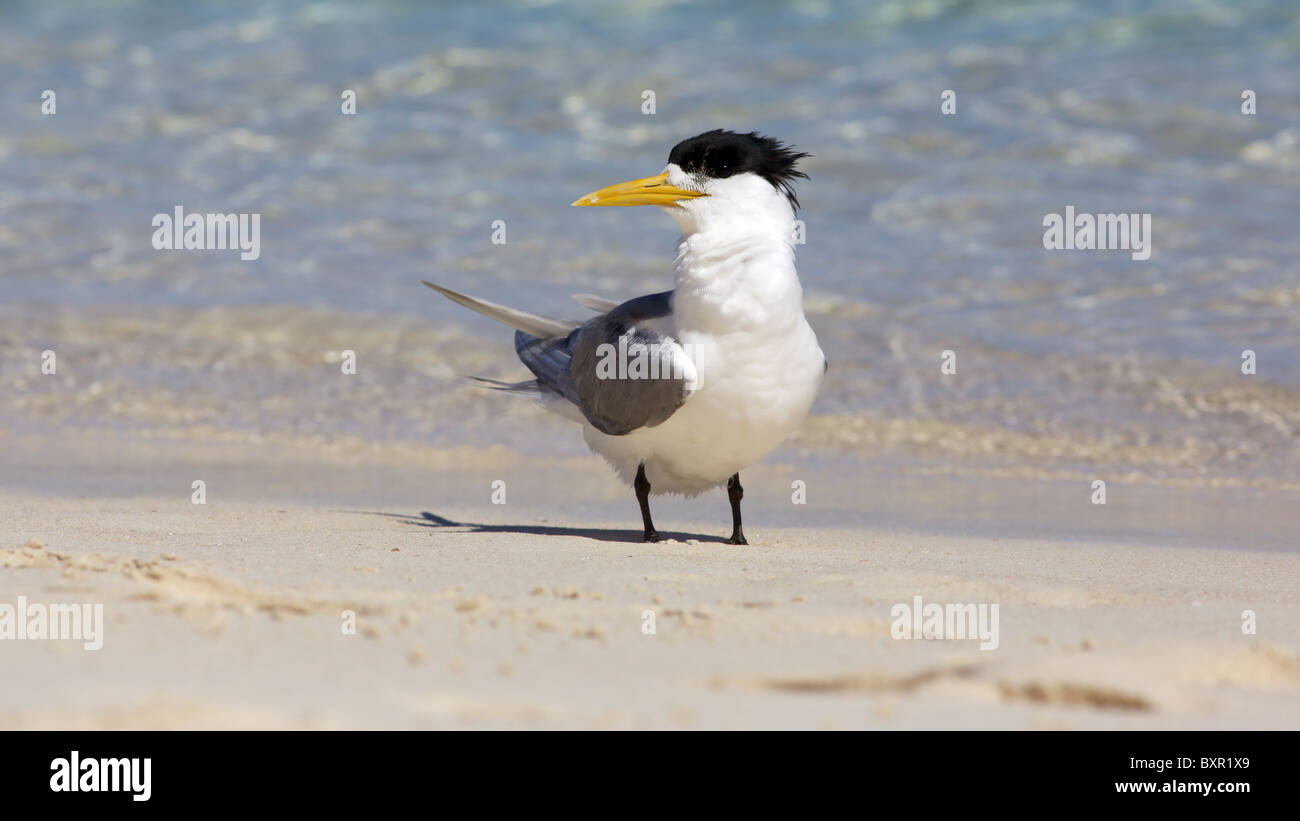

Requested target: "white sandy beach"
[{"left": 2, "top": 458, "right": 1297, "bottom": 730}]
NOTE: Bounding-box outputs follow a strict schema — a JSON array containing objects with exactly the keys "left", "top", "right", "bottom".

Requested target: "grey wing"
[
  {"left": 514, "top": 328, "right": 583, "bottom": 405},
  {"left": 514, "top": 291, "right": 695, "bottom": 437}
]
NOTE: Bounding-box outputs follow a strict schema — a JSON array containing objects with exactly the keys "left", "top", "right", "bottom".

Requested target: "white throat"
[{"left": 662, "top": 174, "right": 804, "bottom": 335}]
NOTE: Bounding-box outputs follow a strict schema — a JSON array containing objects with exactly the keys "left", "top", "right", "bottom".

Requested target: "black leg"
[
  {"left": 726, "top": 473, "right": 748, "bottom": 545},
  {"left": 635, "top": 464, "right": 660, "bottom": 543}
]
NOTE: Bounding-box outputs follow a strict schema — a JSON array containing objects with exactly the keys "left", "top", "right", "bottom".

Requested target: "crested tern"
[{"left": 424, "top": 130, "right": 825, "bottom": 544}]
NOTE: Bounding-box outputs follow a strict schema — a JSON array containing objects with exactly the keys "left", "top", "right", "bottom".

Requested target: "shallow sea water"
[{"left": 2, "top": 0, "right": 1298, "bottom": 492}]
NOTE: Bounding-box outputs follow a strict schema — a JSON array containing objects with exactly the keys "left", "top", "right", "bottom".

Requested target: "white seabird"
[{"left": 424, "top": 129, "right": 826, "bottom": 544}]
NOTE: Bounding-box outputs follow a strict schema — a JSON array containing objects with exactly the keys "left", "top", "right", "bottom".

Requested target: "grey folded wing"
[{"left": 514, "top": 291, "right": 694, "bottom": 436}]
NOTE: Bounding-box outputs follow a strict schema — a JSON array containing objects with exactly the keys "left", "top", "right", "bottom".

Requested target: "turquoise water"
[{"left": 2, "top": 0, "right": 1299, "bottom": 485}]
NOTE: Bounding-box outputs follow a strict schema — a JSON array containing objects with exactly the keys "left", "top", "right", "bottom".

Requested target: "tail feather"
[
  {"left": 571, "top": 293, "right": 620, "bottom": 313},
  {"left": 467, "top": 375, "right": 539, "bottom": 394},
  {"left": 421, "top": 281, "right": 577, "bottom": 339}
]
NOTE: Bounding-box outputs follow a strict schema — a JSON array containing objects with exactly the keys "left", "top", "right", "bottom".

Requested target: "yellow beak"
[{"left": 572, "top": 171, "right": 707, "bottom": 207}]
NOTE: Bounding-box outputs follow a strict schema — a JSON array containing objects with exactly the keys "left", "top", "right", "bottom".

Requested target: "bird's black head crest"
[{"left": 667, "top": 129, "right": 811, "bottom": 209}]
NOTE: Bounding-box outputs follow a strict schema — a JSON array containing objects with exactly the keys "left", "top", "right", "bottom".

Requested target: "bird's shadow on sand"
[{"left": 360, "top": 510, "right": 732, "bottom": 544}]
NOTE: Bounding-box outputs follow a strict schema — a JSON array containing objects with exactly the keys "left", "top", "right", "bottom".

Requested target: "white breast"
[{"left": 582, "top": 218, "right": 825, "bottom": 496}]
